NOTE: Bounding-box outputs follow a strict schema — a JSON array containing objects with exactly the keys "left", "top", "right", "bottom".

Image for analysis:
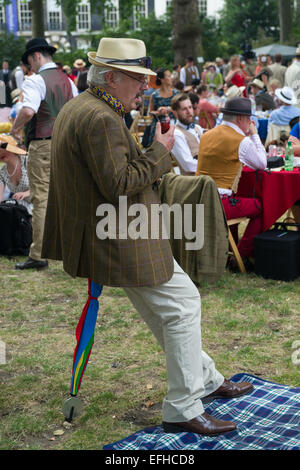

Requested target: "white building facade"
[
  {"left": 0, "top": 0, "right": 225, "bottom": 51},
  {"left": 154, "top": 0, "right": 225, "bottom": 18}
]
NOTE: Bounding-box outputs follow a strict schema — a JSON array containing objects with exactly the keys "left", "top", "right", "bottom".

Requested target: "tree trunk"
[
  {"left": 172, "top": 0, "right": 202, "bottom": 66},
  {"left": 278, "top": 0, "right": 292, "bottom": 43},
  {"left": 30, "top": 0, "right": 45, "bottom": 38}
]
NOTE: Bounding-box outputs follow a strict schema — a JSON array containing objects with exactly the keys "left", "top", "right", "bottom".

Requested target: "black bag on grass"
[
  {"left": 0, "top": 200, "right": 32, "bottom": 256},
  {"left": 254, "top": 221, "right": 300, "bottom": 281}
]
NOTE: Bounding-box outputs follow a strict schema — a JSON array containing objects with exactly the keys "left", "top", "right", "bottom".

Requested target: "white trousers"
[{"left": 124, "top": 259, "right": 224, "bottom": 422}]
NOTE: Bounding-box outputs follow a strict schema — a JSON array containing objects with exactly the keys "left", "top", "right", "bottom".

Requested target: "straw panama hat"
[
  {"left": 225, "top": 85, "right": 246, "bottom": 99},
  {"left": 87, "top": 37, "right": 156, "bottom": 76},
  {"left": 0, "top": 134, "right": 27, "bottom": 155},
  {"left": 249, "top": 78, "right": 264, "bottom": 90},
  {"left": 73, "top": 58, "right": 86, "bottom": 68},
  {"left": 63, "top": 65, "right": 72, "bottom": 74},
  {"left": 11, "top": 88, "right": 21, "bottom": 104}
]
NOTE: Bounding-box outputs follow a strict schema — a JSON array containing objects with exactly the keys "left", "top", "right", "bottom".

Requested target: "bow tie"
[{"left": 187, "top": 123, "right": 195, "bottom": 130}]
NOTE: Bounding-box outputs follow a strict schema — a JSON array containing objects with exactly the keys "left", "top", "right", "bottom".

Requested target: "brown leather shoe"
[
  {"left": 202, "top": 379, "right": 254, "bottom": 404},
  {"left": 162, "top": 412, "right": 236, "bottom": 435}
]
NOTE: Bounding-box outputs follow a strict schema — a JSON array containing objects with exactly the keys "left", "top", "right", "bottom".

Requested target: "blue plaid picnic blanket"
[{"left": 103, "top": 373, "right": 300, "bottom": 450}]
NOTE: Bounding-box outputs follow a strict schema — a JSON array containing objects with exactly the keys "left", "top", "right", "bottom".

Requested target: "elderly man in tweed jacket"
[{"left": 42, "top": 37, "right": 253, "bottom": 435}]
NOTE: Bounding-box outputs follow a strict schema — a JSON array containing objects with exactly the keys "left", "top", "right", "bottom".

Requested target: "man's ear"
[
  {"left": 235, "top": 115, "right": 243, "bottom": 128},
  {"left": 106, "top": 70, "right": 119, "bottom": 89}
]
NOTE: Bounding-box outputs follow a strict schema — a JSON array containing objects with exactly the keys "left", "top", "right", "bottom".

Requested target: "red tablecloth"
[{"left": 237, "top": 166, "right": 300, "bottom": 231}]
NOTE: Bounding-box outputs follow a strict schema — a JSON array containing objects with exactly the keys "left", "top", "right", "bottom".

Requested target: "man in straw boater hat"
[
  {"left": 11, "top": 38, "right": 78, "bottom": 270},
  {"left": 73, "top": 58, "right": 87, "bottom": 85},
  {"left": 41, "top": 37, "right": 253, "bottom": 435},
  {"left": 196, "top": 97, "right": 267, "bottom": 271}
]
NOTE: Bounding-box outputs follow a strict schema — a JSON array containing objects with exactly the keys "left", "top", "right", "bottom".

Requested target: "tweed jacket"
[{"left": 42, "top": 89, "right": 174, "bottom": 287}]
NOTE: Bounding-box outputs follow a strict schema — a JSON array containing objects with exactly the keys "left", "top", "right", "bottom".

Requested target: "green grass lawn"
[{"left": 0, "top": 255, "right": 300, "bottom": 450}]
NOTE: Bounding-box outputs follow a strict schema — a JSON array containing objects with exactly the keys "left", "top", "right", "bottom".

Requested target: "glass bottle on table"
[{"left": 284, "top": 141, "right": 294, "bottom": 171}]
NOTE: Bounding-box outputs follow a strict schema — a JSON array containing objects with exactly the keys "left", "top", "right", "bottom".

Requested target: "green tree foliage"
[
  {"left": 54, "top": 49, "right": 89, "bottom": 68},
  {"left": 128, "top": 13, "right": 173, "bottom": 69},
  {"left": 87, "top": 11, "right": 173, "bottom": 70},
  {"left": 0, "top": 32, "right": 26, "bottom": 69},
  {"left": 290, "top": 0, "right": 300, "bottom": 44},
  {"left": 218, "top": 0, "right": 280, "bottom": 53},
  {"left": 200, "top": 16, "right": 230, "bottom": 61}
]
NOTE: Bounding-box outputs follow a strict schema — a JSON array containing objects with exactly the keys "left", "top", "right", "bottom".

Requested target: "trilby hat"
[
  {"left": 87, "top": 37, "right": 156, "bottom": 76},
  {"left": 0, "top": 134, "right": 27, "bottom": 155},
  {"left": 22, "top": 38, "right": 57, "bottom": 65},
  {"left": 220, "top": 97, "right": 252, "bottom": 116}
]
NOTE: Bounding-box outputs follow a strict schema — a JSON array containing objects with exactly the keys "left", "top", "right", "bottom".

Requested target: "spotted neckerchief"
[{"left": 89, "top": 85, "right": 125, "bottom": 118}]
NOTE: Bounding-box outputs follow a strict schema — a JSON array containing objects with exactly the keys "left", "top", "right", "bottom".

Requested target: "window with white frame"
[
  {"left": 198, "top": 0, "right": 207, "bottom": 15},
  {"left": 133, "top": 0, "right": 148, "bottom": 30},
  {"left": 77, "top": 1, "right": 91, "bottom": 31},
  {"left": 48, "top": 11, "right": 61, "bottom": 30},
  {"left": 0, "top": 1, "right": 5, "bottom": 26},
  {"left": 105, "top": 0, "right": 119, "bottom": 30},
  {"left": 18, "top": 0, "right": 32, "bottom": 31}
]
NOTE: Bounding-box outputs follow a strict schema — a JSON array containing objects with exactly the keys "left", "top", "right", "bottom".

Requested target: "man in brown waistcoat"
[
  {"left": 41, "top": 37, "right": 253, "bottom": 435},
  {"left": 180, "top": 56, "right": 200, "bottom": 87},
  {"left": 12, "top": 38, "right": 78, "bottom": 270},
  {"left": 170, "top": 93, "right": 204, "bottom": 174},
  {"left": 196, "top": 97, "right": 267, "bottom": 268}
]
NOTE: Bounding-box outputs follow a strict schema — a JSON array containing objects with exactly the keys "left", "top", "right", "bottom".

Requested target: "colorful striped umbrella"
[{"left": 63, "top": 279, "right": 103, "bottom": 422}]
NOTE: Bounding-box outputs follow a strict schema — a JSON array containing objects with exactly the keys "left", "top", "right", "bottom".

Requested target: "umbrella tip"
[{"left": 62, "top": 396, "right": 83, "bottom": 422}]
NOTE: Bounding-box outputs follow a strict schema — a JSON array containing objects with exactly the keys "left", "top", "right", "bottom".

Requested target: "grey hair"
[
  {"left": 87, "top": 64, "right": 122, "bottom": 88},
  {"left": 222, "top": 113, "right": 238, "bottom": 123}
]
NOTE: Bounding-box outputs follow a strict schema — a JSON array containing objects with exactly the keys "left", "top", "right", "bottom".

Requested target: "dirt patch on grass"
[{"left": 122, "top": 401, "right": 162, "bottom": 427}]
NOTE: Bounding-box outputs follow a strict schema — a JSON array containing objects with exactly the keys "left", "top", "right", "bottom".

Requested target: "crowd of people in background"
[
  {"left": 140, "top": 48, "right": 300, "bottom": 131},
  {"left": 0, "top": 55, "right": 89, "bottom": 216},
  {"left": 129, "top": 47, "right": 300, "bottom": 162},
  {"left": 0, "top": 43, "right": 300, "bottom": 264},
  {"left": 1, "top": 47, "right": 299, "bottom": 146}
]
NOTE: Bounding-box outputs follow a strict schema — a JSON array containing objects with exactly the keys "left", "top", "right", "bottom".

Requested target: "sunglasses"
[
  {"left": 102, "top": 56, "right": 152, "bottom": 69},
  {"left": 0, "top": 142, "right": 8, "bottom": 149}
]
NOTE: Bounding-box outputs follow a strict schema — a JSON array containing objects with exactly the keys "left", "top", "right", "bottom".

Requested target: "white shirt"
[
  {"left": 219, "top": 121, "right": 267, "bottom": 196},
  {"left": 22, "top": 62, "right": 78, "bottom": 113},
  {"left": 172, "top": 121, "right": 204, "bottom": 173},
  {"left": 285, "top": 60, "right": 300, "bottom": 107},
  {"left": 14, "top": 67, "right": 24, "bottom": 89}
]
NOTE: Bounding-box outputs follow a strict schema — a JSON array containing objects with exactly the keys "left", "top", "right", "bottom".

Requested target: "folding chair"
[
  {"left": 227, "top": 217, "right": 249, "bottom": 273},
  {"left": 198, "top": 110, "right": 213, "bottom": 129}
]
